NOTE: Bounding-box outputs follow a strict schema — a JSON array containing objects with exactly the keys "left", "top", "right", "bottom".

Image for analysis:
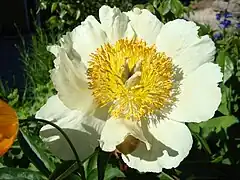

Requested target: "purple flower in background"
[
  {"left": 213, "top": 32, "right": 223, "bottom": 40},
  {"left": 220, "top": 19, "right": 231, "bottom": 28},
  {"left": 224, "top": 12, "right": 233, "bottom": 18},
  {"left": 216, "top": 13, "right": 221, "bottom": 21},
  {"left": 236, "top": 23, "right": 240, "bottom": 29}
]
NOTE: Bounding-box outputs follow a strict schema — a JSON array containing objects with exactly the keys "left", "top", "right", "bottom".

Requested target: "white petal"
[
  {"left": 47, "top": 45, "right": 61, "bottom": 57},
  {"left": 126, "top": 8, "right": 163, "bottom": 45},
  {"left": 36, "top": 95, "right": 105, "bottom": 160},
  {"left": 99, "top": 5, "right": 131, "bottom": 43},
  {"left": 51, "top": 49, "right": 94, "bottom": 112},
  {"left": 122, "top": 119, "right": 192, "bottom": 172},
  {"left": 71, "top": 15, "right": 107, "bottom": 67},
  {"left": 156, "top": 19, "right": 215, "bottom": 74},
  {"left": 169, "top": 63, "right": 222, "bottom": 123},
  {"left": 48, "top": 32, "right": 83, "bottom": 70},
  {"left": 100, "top": 118, "right": 149, "bottom": 152}
]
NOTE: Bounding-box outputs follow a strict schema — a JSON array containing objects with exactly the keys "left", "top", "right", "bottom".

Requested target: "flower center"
[{"left": 87, "top": 38, "right": 174, "bottom": 120}]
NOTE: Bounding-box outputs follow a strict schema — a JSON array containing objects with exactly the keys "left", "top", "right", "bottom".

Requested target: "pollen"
[{"left": 87, "top": 38, "right": 174, "bottom": 121}]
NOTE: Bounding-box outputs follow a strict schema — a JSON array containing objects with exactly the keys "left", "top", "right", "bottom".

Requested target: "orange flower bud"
[{"left": 0, "top": 99, "right": 18, "bottom": 156}]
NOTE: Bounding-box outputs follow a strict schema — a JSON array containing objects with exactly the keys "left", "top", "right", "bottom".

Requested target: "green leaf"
[
  {"left": 49, "top": 160, "right": 79, "bottom": 180},
  {"left": 86, "top": 165, "right": 125, "bottom": 180},
  {"left": 59, "top": 10, "right": 67, "bottom": 19},
  {"left": 0, "top": 167, "right": 46, "bottom": 180},
  {"left": 75, "top": 9, "right": 81, "bottom": 20},
  {"left": 103, "top": 165, "right": 125, "bottom": 180},
  {"left": 84, "top": 151, "right": 98, "bottom": 175},
  {"left": 199, "top": 116, "right": 238, "bottom": 138},
  {"left": 170, "top": 0, "right": 183, "bottom": 17},
  {"left": 87, "top": 169, "right": 98, "bottom": 180},
  {"left": 133, "top": 4, "right": 145, "bottom": 10},
  {"left": 158, "top": 171, "right": 175, "bottom": 180},
  {"left": 51, "top": 3, "right": 58, "bottom": 13},
  {"left": 192, "top": 133, "right": 212, "bottom": 155},
  {"left": 47, "top": 16, "right": 58, "bottom": 25},
  {"left": 216, "top": 51, "right": 234, "bottom": 84},
  {"left": 197, "top": 23, "right": 211, "bottom": 36},
  {"left": 18, "top": 129, "right": 56, "bottom": 176},
  {"left": 188, "top": 123, "right": 200, "bottom": 134},
  {"left": 223, "top": 56, "right": 234, "bottom": 83},
  {"left": 216, "top": 51, "right": 225, "bottom": 69},
  {"left": 158, "top": 0, "right": 171, "bottom": 15},
  {"left": 218, "top": 85, "right": 231, "bottom": 115},
  {"left": 146, "top": 4, "right": 156, "bottom": 14},
  {"left": 218, "top": 102, "right": 230, "bottom": 116},
  {"left": 82, "top": 149, "right": 124, "bottom": 180}
]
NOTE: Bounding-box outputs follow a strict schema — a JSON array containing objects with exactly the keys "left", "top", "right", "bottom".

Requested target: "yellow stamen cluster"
[{"left": 87, "top": 38, "right": 174, "bottom": 121}]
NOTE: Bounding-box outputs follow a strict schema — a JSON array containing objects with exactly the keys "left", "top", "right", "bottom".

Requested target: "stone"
[{"left": 227, "top": 0, "right": 240, "bottom": 17}]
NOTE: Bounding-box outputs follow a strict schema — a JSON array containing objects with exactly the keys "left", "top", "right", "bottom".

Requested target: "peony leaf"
[
  {"left": 48, "top": 160, "right": 80, "bottom": 180},
  {"left": 103, "top": 165, "right": 125, "bottom": 180},
  {"left": 18, "top": 129, "right": 56, "bottom": 177},
  {"left": 223, "top": 56, "right": 234, "bottom": 84},
  {"left": 158, "top": 172, "right": 175, "bottom": 180},
  {"left": 199, "top": 116, "right": 238, "bottom": 138},
  {"left": 216, "top": 51, "right": 234, "bottom": 84},
  {"left": 0, "top": 167, "right": 46, "bottom": 180}
]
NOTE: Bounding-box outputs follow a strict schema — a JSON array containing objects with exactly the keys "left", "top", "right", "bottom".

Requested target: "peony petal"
[
  {"left": 100, "top": 118, "right": 149, "bottom": 152},
  {"left": 99, "top": 5, "right": 131, "bottom": 43},
  {"left": 125, "top": 8, "right": 163, "bottom": 45},
  {"left": 36, "top": 95, "right": 105, "bottom": 160},
  {"left": 169, "top": 63, "right": 222, "bottom": 123},
  {"left": 47, "top": 45, "right": 61, "bottom": 57},
  {"left": 156, "top": 19, "right": 215, "bottom": 74},
  {"left": 0, "top": 100, "right": 18, "bottom": 156},
  {"left": 51, "top": 48, "right": 94, "bottom": 112},
  {"left": 47, "top": 33, "right": 81, "bottom": 69},
  {"left": 71, "top": 16, "right": 107, "bottom": 67},
  {"left": 122, "top": 119, "right": 192, "bottom": 172}
]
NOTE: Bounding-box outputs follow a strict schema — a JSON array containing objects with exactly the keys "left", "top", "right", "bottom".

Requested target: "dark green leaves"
[
  {"left": 189, "top": 116, "right": 238, "bottom": 138},
  {"left": 216, "top": 51, "right": 234, "bottom": 84},
  {"left": 158, "top": 0, "right": 185, "bottom": 16},
  {"left": 101, "top": 165, "right": 125, "bottom": 180},
  {"left": 85, "top": 149, "right": 125, "bottom": 180},
  {"left": 18, "top": 129, "right": 57, "bottom": 177},
  {"left": 49, "top": 161, "right": 82, "bottom": 180},
  {"left": 0, "top": 168, "right": 46, "bottom": 180},
  {"left": 134, "top": 0, "right": 188, "bottom": 22},
  {"left": 46, "top": 149, "right": 125, "bottom": 180}
]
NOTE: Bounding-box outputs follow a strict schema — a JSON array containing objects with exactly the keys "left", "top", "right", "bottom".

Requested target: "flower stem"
[{"left": 19, "top": 118, "right": 86, "bottom": 180}]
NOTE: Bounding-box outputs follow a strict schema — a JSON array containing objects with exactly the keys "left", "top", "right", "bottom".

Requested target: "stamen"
[{"left": 88, "top": 38, "right": 174, "bottom": 120}]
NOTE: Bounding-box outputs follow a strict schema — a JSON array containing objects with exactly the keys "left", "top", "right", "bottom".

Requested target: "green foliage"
[
  {"left": 0, "top": 82, "right": 55, "bottom": 120},
  {"left": 38, "top": 0, "right": 137, "bottom": 33},
  {"left": 0, "top": 168, "right": 47, "bottom": 180},
  {"left": 18, "top": 129, "right": 58, "bottom": 176},
  {"left": 135, "top": 0, "right": 190, "bottom": 22},
  {"left": 18, "top": 27, "right": 56, "bottom": 87}
]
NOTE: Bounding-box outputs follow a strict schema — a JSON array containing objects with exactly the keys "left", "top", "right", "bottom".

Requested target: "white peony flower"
[{"left": 36, "top": 5, "right": 222, "bottom": 172}]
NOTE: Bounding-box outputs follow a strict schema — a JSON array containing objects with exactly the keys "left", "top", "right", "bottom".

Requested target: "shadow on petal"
[
  {"left": 40, "top": 124, "right": 100, "bottom": 161},
  {"left": 130, "top": 128, "right": 178, "bottom": 162}
]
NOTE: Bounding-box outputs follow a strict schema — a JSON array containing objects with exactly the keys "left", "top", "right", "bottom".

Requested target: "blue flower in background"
[
  {"left": 216, "top": 13, "right": 221, "bottom": 21},
  {"left": 213, "top": 32, "right": 223, "bottom": 40},
  {"left": 224, "top": 12, "right": 233, "bottom": 18},
  {"left": 220, "top": 19, "right": 231, "bottom": 29}
]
